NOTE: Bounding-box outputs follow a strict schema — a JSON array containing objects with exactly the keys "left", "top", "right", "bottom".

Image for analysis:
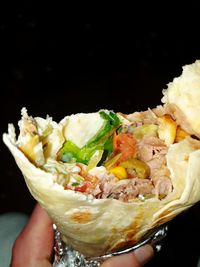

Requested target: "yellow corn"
[{"left": 109, "top": 166, "right": 128, "bottom": 179}]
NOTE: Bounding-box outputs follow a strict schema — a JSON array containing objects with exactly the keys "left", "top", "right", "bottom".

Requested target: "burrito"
[{"left": 3, "top": 60, "right": 200, "bottom": 257}]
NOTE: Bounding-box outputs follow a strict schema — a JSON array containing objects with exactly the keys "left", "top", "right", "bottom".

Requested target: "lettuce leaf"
[{"left": 60, "top": 111, "right": 121, "bottom": 164}]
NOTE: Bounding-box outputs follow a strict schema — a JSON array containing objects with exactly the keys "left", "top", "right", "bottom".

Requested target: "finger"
[
  {"left": 11, "top": 203, "right": 54, "bottom": 267},
  {"left": 101, "top": 244, "right": 154, "bottom": 267}
]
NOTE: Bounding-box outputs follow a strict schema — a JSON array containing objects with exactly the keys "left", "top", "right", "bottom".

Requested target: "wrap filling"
[{"left": 16, "top": 106, "right": 195, "bottom": 202}]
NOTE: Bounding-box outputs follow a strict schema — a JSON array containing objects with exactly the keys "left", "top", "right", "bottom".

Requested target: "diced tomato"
[
  {"left": 113, "top": 133, "right": 136, "bottom": 164},
  {"left": 74, "top": 182, "right": 90, "bottom": 192},
  {"left": 65, "top": 180, "right": 91, "bottom": 193}
]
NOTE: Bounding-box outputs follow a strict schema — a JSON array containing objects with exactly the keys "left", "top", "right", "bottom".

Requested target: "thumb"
[{"left": 101, "top": 245, "right": 154, "bottom": 267}]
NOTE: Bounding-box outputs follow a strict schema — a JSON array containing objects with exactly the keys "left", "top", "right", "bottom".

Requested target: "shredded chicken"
[
  {"left": 16, "top": 108, "right": 176, "bottom": 203},
  {"left": 87, "top": 112, "right": 174, "bottom": 202},
  {"left": 153, "top": 176, "right": 173, "bottom": 198},
  {"left": 92, "top": 176, "right": 154, "bottom": 202},
  {"left": 137, "top": 136, "right": 167, "bottom": 162}
]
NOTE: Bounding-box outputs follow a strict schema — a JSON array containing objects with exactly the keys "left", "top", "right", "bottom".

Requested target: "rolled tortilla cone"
[{"left": 3, "top": 60, "right": 200, "bottom": 257}]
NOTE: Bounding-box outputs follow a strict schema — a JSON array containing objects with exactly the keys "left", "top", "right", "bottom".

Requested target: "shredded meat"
[
  {"left": 137, "top": 136, "right": 167, "bottom": 162},
  {"left": 94, "top": 177, "right": 154, "bottom": 202},
  {"left": 71, "top": 110, "right": 175, "bottom": 202},
  {"left": 18, "top": 108, "right": 38, "bottom": 137},
  {"left": 87, "top": 126, "right": 173, "bottom": 202},
  {"left": 126, "top": 109, "right": 158, "bottom": 125},
  {"left": 153, "top": 176, "right": 173, "bottom": 197},
  {"left": 137, "top": 135, "right": 172, "bottom": 196}
]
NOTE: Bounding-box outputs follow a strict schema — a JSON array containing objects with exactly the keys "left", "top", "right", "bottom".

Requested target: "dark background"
[{"left": 1, "top": 2, "right": 200, "bottom": 267}]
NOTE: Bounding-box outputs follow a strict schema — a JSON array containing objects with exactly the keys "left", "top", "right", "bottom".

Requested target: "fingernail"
[{"left": 134, "top": 244, "right": 154, "bottom": 265}]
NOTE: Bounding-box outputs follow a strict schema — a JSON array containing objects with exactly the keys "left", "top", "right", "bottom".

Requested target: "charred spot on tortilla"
[{"left": 109, "top": 215, "right": 142, "bottom": 252}]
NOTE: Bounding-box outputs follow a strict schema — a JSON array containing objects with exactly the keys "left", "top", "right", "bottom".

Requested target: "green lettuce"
[{"left": 60, "top": 111, "right": 121, "bottom": 164}]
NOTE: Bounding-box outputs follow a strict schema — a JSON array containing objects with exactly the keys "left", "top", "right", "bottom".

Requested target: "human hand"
[
  {"left": 10, "top": 203, "right": 154, "bottom": 267},
  {"left": 10, "top": 204, "right": 54, "bottom": 267}
]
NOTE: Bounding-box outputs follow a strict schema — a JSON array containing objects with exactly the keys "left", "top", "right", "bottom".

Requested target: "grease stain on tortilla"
[
  {"left": 70, "top": 210, "right": 93, "bottom": 223},
  {"left": 109, "top": 211, "right": 143, "bottom": 252}
]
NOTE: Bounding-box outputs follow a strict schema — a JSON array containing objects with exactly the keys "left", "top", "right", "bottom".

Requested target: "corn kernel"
[{"left": 109, "top": 166, "right": 128, "bottom": 179}]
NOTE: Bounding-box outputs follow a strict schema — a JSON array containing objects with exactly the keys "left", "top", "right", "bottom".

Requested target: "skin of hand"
[
  {"left": 10, "top": 204, "right": 54, "bottom": 267},
  {"left": 101, "top": 245, "right": 154, "bottom": 267},
  {"left": 10, "top": 204, "right": 154, "bottom": 267}
]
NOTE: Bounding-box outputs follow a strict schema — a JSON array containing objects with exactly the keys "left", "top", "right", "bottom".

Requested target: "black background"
[{"left": 1, "top": 2, "right": 200, "bottom": 267}]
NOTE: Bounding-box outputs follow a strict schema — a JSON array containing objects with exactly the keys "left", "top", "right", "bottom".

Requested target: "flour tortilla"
[
  {"left": 3, "top": 60, "right": 200, "bottom": 257},
  {"left": 162, "top": 60, "right": 200, "bottom": 137}
]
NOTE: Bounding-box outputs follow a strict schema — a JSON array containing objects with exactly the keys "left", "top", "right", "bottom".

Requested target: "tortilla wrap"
[{"left": 3, "top": 60, "right": 200, "bottom": 257}]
